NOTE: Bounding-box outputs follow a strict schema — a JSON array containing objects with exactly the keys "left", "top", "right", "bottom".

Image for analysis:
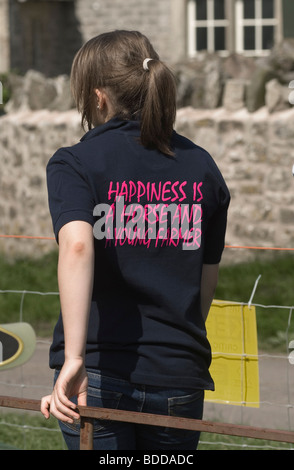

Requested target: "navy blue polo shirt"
[{"left": 46, "top": 117, "right": 230, "bottom": 390}]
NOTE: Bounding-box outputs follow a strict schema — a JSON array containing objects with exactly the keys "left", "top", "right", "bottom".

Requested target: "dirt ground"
[{"left": 0, "top": 338, "right": 294, "bottom": 433}]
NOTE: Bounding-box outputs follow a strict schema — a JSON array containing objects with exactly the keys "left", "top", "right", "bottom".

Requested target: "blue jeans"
[{"left": 54, "top": 369, "right": 204, "bottom": 450}]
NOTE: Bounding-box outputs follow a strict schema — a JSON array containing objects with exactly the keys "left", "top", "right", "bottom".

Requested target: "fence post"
[{"left": 80, "top": 416, "right": 94, "bottom": 450}]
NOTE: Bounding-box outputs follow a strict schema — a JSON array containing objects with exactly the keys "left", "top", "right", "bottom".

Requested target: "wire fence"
[{"left": 0, "top": 235, "right": 294, "bottom": 449}]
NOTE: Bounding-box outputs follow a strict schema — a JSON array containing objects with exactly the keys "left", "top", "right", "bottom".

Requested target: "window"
[
  {"left": 187, "top": 0, "right": 282, "bottom": 58},
  {"left": 188, "top": 0, "right": 229, "bottom": 56},
  {"left": 236, "top": 0, "right": 278, "bottom": 56}
]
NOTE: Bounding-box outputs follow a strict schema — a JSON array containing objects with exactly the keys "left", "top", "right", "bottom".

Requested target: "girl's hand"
[
  {"left": 40, "top": 394, "right": 52, "bottom": 419},
  {"left": 41, "top": 358, "right": 88, "bottom": 423}
]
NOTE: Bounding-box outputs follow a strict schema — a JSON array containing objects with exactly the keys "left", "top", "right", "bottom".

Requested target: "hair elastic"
[{"left": 143, "top": 58, "right": 153, "bottom": 71}]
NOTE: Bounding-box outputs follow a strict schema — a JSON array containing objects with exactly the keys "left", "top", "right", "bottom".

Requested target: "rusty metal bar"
[
  {"left": 80, "top": 416, "right": 94, "bottom": 450},
  {"left": 77, "top": 404, "right": 294, "bottom": 445},
  {"left": 0, "top": 396, "right": 41, "bottom": 412},
  {"left": 1, "top": 395, "right": 294, "bottom": 450}
]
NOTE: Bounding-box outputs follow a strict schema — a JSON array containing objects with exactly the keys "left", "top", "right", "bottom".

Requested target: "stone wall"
[
  {"left": 5, "top": 40, "right": 294, "bottom": 117},
  {"left": 0, "top": 110, "right": 82, "bottom": 258},
  {"left": 176, "top": 106, "right": 294, "bottom": 263},
  {"left": 174, "top": 39, "right": 294, "bottom": 115},
  {"left": 1, "top": 106, "right": 294, "bottom": 263}
]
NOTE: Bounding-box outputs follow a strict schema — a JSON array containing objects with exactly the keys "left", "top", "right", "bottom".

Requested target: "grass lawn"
[
  {"left": 0, "top": 251, "right": 59, "bottom": 336},
  {"left": 0, "top": 411, "right": 66, "bottom": 450},
  {"left": 216, "top": 253, "right": 294, "bottom": 349},
  {"left": 197, "top": 432, "right": 293, "bottom": 450},
  {"left": 0, "top": 411, "right": 292, "bottom": 450}
]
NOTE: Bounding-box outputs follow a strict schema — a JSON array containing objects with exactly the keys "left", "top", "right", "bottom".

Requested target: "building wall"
[
  {"left": 2, "top": 0, "right": 294, "bottom": 76},
  {"left": 6, "top": 0, "right": 177, "bottom": 77},
  {"left": 9, "top": 0, "right": 83, "bottom": 76},
  {"left": 74, "top": 0, "right": 174, "bottom": 62}
]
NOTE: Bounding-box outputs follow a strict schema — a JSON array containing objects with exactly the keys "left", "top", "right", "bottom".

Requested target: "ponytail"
[
  {"left": 71, "top": 30, "right": 177, "bottom": 156},
  {"left": 141, "top": 59, "right": 177, "bottom": 157}
]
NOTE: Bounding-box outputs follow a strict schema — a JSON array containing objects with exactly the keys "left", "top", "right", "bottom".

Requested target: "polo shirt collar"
[{"left": 80, "top": 117, "right": 140, "bottom": 142}]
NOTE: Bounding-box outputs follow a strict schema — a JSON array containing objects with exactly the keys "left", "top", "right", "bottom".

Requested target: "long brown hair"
[{"left": 70, "top": 30, "right": 176, "bottom": 156}]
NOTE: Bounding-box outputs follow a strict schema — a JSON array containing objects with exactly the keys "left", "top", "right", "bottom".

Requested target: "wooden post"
[{"left": 80, "top": 416, "right": 94, "bottom": 450}]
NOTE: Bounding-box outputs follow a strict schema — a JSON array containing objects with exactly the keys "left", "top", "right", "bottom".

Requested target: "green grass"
[
  {"left": 0, "top": 412, "right": 292, "bottom": 451},
  {"left": 198, "top": 432, "right": 293, "bottom": 450},
  {"left": 0, "top": 251, "right": 59, "bottom": 336},
  {"left": 0, "top": 73, "right": 12, "bottom": 117},
  {"left": 215, "top": 253, "right": 294, "bottom": 349},
  {"left": 0, "top": 412, "right": 65, "bottom": 450}
]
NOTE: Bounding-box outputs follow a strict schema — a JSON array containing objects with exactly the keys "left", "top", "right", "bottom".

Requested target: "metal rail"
[{"left": 1, "top": 395, "right": 294, "bottom": 450}]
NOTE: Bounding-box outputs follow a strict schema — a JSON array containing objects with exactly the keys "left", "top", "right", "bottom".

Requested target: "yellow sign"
[{"left": 205, "top": 300, "right": 259, "bottom": 408}]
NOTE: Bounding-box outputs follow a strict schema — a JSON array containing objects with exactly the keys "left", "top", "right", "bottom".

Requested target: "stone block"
[
  {"left": 265, "top": 79, "right": 291, "bottom": 113},
  {"left": 48, "top": 75, "right": 75, "bottom": 112},
  {"left": 247, "top": 142, "right": 267, "bottom": 163},
  {"left": 223, "top": 53, "right": 256, "bottom": 80},
  {"left": 203, "top": 55, "right": 223, "bottom": 109},
  {"left": 223, "top": 79, "right": 247, "bottom": 112},
  {"left": 246, "top": 65, "right": 276, "bottom": 112},
  {"left": 175, "top": 62, "right": 206, "bottom": 109},
  {"left": 280, "top": 208, "right": 294, "bottom": 224},
  {"left": 268, "top": 38, "right": 294, "bottom": 73},
  {"left": 26, "top": 71, "right": 58, "bottom": 111},
  {"left": 5, "top": 70, "right": 75, "bottom": 112}
]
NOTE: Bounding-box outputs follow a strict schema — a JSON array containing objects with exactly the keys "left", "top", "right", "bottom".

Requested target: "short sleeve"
[
  {"left": 203, "top": 186, "right": 230, "bottom": 265},
  {"left": 46, "top": 147, "right": 95, "bottom": 242}
]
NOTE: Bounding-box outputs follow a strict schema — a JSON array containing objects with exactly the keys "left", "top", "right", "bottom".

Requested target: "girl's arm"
[{"left": 41, "top": 220, "right": 94, "bottom": 423}]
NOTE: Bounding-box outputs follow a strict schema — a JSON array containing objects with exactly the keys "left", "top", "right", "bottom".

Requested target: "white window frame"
[
  {"left": 188, "top": 0, "right": 230, "bottom": 57},
  {"left": 235, "top": 0, "right": 279, "bottom": 56}
]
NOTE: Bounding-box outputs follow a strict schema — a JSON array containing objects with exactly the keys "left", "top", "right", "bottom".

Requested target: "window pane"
[
  {"left": 214, "top": 26, "right": 225, "bottom": 50},
  {"left": 262, "top": 25, "right": 274, "bottom": 49},
  {"left": 244, "top": 0, "right": 255, "bottom": 19},
  {"left": 244, "top": 26, "right": 255, "bottom": 50},
  {"left": 214, "top": 0, "right": 225, "bottom": 20},
  {"left": 196, "top": 0, "right": 207, "bottom": 20},
  {"left": 196, "top": 27, "right": 208, "bottom": 50},
  {"left": 262, "top": 0, "right": 274, "bottom": 19}
]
